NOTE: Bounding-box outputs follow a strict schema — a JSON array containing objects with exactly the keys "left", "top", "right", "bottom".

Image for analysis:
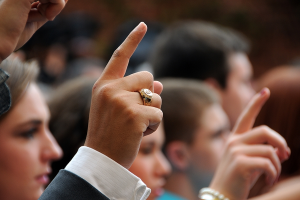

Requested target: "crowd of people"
[{"left": 0, "top": 0, "right": 300, "bottom": 200}]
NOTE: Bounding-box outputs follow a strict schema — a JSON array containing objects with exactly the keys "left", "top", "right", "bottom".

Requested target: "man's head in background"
[
  {"left": 160, "top": 79, "right": 230, "bottom": 197},
  {"left": 161, "top": 79, "right": 230, "bottom": 173},
  {"left": 151, "top": 21, "right": 255, "bottom": 127}
]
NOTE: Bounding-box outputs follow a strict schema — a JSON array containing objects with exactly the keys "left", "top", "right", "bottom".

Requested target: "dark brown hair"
[
  {"left": 160, "top": 79, "right": 219, "bottom": 146},
  {"left": 255, "top": 67, "right": 300, "bottom": 177},
  {"left": 152, "top": 20, "right": 250, "bottom": 89},
  {"left": 0, "top": 58, "right": 39, "bottom": 120},
  {"left": 48, "top": 77, "right": 96, "bottom": 180}
]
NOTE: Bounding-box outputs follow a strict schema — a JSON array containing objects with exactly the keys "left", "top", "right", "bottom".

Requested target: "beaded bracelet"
[{"left": 199, "top": 188, "right": 230, "bottom": 200}]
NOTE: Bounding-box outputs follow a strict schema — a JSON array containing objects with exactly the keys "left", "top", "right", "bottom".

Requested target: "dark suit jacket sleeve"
[{"left": 39, "top": 169, "right": 109, "bottom": 200}]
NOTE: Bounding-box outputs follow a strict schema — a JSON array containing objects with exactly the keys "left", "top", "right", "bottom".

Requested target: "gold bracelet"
[{"left": 199, "top": 188, "right": 230, "bottom": 200}]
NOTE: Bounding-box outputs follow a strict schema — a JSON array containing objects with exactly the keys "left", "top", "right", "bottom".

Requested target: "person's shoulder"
[
  {"left": 158, "top": 190, "right": 187, "bottom": 200},
  {"left": 39, "top": 169, "right": 109, "bottom": 200}
]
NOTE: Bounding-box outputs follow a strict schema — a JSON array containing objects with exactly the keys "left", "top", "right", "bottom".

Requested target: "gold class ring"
[{"left": 139, "top": 89, "right": 153, "bottom": 106}]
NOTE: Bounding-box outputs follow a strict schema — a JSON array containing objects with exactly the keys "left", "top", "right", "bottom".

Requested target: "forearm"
[{"left": 0, "top": 0, "right": 31, "bottom": 61}]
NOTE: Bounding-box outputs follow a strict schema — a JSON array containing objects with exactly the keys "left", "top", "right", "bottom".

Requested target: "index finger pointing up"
[
  {"left": 101, "top": 22, "right": 147, "bottom": 80},
  {"left": 233, "top": 88, "right": 270, "bottom": 134}
]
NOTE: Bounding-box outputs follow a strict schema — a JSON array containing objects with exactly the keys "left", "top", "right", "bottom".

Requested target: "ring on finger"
[{"left": 139, "top": 89, "right": 153, "bottom": 106}]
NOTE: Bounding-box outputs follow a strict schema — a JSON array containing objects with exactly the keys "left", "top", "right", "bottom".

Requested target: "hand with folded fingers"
[
  {"left": 207, "top": 88, "right": 290, "bottom": 200},
  {"left": 84, "top": 22, "right": 164, "bottom": 169},
  {"left": 0, "top": 0, "right": 67, "bottom": 61}
]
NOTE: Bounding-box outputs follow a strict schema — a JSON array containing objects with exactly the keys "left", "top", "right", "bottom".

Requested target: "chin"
[
  {"left": 148, "top": 194, "right": 157, "bottom": 200},
  {"left": 22, "top": 192, "right": 42, "bottom": 200},
  {"left": 149, "top": 188, "right": 164, "bottom": 200},
  {"left": 32, "top": 186, "right": 44, "bottom": 200},
  {"left": 20, "top": 186, "right": 45, "bottom": 200}
]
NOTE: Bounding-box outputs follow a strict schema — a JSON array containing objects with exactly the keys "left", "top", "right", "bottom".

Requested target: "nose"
[
  {"left": 41, "top": 128, "right": 63, "bottom": 162},
  {"left": 155, "top": 151, "right": 171, "bottom": 177}
]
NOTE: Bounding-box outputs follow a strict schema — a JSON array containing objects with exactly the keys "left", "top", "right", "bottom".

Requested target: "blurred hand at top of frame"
[
  {"left": 84, "top": 22, "right": 163, "bottom": 169},
  {"left": 0, "top": 0, "right": 68, "bottom": 61},
  {"left": 209, "top": 88, "right": 290, "bottom": 200}
]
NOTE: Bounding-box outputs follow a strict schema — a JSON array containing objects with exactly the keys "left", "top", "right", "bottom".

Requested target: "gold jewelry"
[
  {"left": 199, "top": 188, "right": 229, "bottom": 200},
  {"left": 139, "top": 89, "right": 153, "bottom": 106}
]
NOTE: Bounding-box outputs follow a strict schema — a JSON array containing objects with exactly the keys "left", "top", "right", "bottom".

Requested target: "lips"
[
  {"left": 153, "top": 187, "right": 164, "bottom": 197},
  {"left": 152, "top": 180, "right": 166, "bottom": 197},
  {"left": 36, "top": 174, "right": 50, "bottom": 185}
]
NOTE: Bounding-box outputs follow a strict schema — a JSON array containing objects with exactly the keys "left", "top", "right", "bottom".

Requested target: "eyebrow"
[
  {"left": 142, "top": 141, "right": 155, "bottom": 146},
  {"left": 211, "top": 125, "right": 230, "bottom": 137},
  {"left": 15, "top": 120, "right": 42, "bottom": 129}
]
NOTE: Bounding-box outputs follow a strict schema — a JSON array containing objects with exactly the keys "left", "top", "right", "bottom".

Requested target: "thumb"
[
  {"left": 233, "top": 88, "right": 270, "bottom": 134},
  {"left": 28, "top": 2, "right": 48, "bottom": 22}
]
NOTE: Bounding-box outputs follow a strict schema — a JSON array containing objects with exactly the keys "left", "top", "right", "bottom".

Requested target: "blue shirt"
[{"left": 158, "top": 191, "right": 187, "bottom": 200}]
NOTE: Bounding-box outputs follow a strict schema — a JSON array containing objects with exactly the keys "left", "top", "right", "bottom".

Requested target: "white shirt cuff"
[{"left": 65, "top": 146, "right": 151, "bottom": 200}]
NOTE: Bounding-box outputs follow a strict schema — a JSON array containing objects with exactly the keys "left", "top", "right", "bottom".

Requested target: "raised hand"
[
  {"left": 0, "top": 0, "right": 67, "bottom": 61},
  {"left": 84, "top": 22, "right": 164, "bottom": 169},
  {"left": 208, "top": 88, "right": 290, "bottom": 200}
]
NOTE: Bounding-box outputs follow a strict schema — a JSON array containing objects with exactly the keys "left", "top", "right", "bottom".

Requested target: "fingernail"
[
  {"left": 285, "top": 149, "right": 291, "bottom": 159},
  {"left": 282, "top": 151, "right": 288, "bottom": 161},
  {"left": 260, "top": 88, "right": 267, "bottom": 96},
  {"left": 135, "top": 22, "right": 145, "bottom": 32}
]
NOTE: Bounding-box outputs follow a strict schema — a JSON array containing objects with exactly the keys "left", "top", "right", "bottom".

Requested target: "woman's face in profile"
[
  {"left": 129, "top": 125, "right": 171, "bottom": 200},
  {"left": 0, "top": 83, "right": 62, "bottom": 200}
]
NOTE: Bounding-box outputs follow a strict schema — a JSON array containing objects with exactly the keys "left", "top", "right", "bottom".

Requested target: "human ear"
[
  {"left": 165, "top": 141, "right": 190, "bottom": 171},
  {"left": 204, "top": 78, "right": 225, "bottom": 101},
  {"left": 204, "top": 78, "right": 222, "bottom": 91}
]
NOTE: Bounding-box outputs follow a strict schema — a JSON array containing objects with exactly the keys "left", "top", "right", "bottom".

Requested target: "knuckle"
[
  {"left": 155, "top": 109, "right": 163, "bottom": 122},
  {"left": 265, "top": 145, "right": 275, "bottom": 156},
  {"left": 110, "top": 92, "right": 129, "bottom": 109},
  {"left": 158, "top": 95, "right": 162, "bottom": 106},
  {"left": 97, "top": 84, "right": 114, "bottom": 101},
  {"left": 112, "top": 48, "right": 124, "bottom": 59},
  {"left": 154, "top": 94, "right": 162, "bottom": 108},
  {"left": 100, "top": 84, "right": 112, "bottom": 95},
  {"left": 140, "top": 71, "right": 154, "bottom": 85},
  {"left": 233, "top": 155, "right": 245, "bottom": 167},
  {"left": 127, "top": 33, "right": 135, "bottom": 42},
  {"left": 125, "top": 107, "right": 140, "bottom": 121},
  {"left": 259, "top": 125, "right": 271, "bottom": 134},
  {"left": 226, "top": 137, "right": 238, "bottom": 149},
  {"left": 92, "top": 82, "right": 100, "bottom": 94},
  {"left": 278, "top": 162, "right": 282, "bottom": 172},
  {"left": 262, "top": 159, "right": 272, "bottom": 169},
  {"left": 127, "top": 32, "right": 141, "bottom": 44},
  {"left": 230, "top": 146, "right": 241, "bottom": 158}
]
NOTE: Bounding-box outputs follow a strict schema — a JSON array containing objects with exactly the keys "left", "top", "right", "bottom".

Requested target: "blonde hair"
[{"left": 0, "top": 58, "right": 39, "bottom": 119}]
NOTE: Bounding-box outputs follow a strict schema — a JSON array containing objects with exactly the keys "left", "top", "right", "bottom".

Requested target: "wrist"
[
  {"left": 84, "top": 142, "right": 133, "bottom": 169},
  {"left": 199, "top": 188, "right": 230, "bottom": 200}
]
